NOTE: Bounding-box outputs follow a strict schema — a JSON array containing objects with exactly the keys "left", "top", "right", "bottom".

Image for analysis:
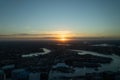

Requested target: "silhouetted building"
[
  {"left": 12, "top": 69, "right": 29, "bottom": 80},
  {"left": 2, "top": 64, "right": 15, "bottom": 79},
  {"left": 29, "top": 72, "right": 40, "bottom": 80},
  {"left": 0, "top": 70, "right": 5, "bottom": 80}
]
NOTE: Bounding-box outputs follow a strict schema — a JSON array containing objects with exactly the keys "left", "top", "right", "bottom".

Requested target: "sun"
[
  {"left": 60, "top": 37, "right": 66, "bottom": 41},
  {"left": 58, "top": 34, "right": 68, "bottom": 42},
  {"left": 53, "top": 30, "right": 72, "bottom": 42}
]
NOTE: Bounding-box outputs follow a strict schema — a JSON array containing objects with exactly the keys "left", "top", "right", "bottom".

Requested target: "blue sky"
[{"left": 0, "top": 0, "right": 120, "bottom": 39}]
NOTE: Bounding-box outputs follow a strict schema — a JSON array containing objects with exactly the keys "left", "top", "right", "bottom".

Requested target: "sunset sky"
[{"left": 0, "top": 0, "right": 120, "bottom": 40}]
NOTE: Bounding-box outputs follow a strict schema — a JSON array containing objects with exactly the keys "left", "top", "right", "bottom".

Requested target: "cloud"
[
  {"left": 0, "top": 33, "right": 55, "bottom": 37},
  {"left": 0, "top": 33, "right": 58, "bottom": 40},
  {"left": 0, "top": 33, "right": 120, "bottom": 40}
]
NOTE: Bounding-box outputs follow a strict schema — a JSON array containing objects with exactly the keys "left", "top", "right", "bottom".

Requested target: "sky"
[{"left": 0, "top": 0, "right": 120, "bottom": 40}]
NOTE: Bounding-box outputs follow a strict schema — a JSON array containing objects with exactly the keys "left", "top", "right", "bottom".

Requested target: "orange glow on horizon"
[
  {"left": 60, "top": 37, "right": 67, "bottom": 41},
  {"left": 57, "top": 33, "right": 68, "bottom": 42}
]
